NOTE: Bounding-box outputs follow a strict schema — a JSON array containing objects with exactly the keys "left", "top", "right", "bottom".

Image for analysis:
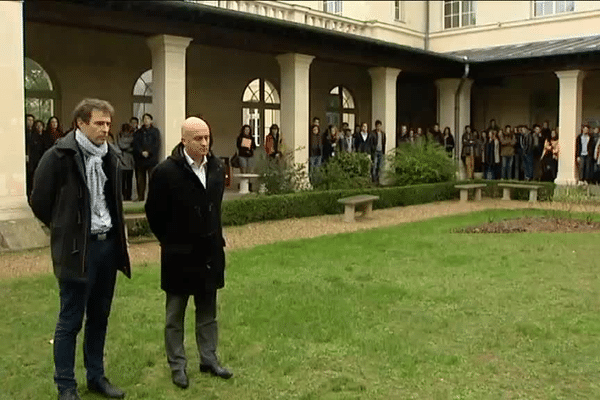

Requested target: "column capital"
[
  {"left": 146, "top": 35, "right": 192, "bottom": 53},
  {"left": 276, "top": 53, "right": 315, "bottom": 68},
  {"left": 555, "top": 69, "right": 586, "bottom": 81},
  {"left": 368, "top": 67, "right": 401, "bottom": 80}
]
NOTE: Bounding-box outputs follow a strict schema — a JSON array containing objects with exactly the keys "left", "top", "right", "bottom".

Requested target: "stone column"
[
  {"left": 147, "top": 35, "right": 192, "bottom": 160},
  {"left": 555, "top": 70, "right": 585, "bottom": 186},
  {"left": 369, "top": 67, "right": 401, "bottom": 149},
  {"left": 276, "top": 53, "right": 315, "bottom": 172},
  {"left": 0, "top": 1, "right": 48, "bottom": 250},
  {"left": 435, "top": 78, "right": 473, "bottom": 179},
  {"left": 0, "top": 0, "right": 28, "bottom": 219}
]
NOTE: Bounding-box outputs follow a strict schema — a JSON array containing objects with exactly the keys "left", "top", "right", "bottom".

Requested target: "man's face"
[
  {"left": 401, "top": 126, "right": 407, "bottom": 134},
  {"left": 376, "top": 123, "right": 382, "bottom": 131},
  {"left": 143, "top": 115, "right": 152, "bottom": 127},
  {"left": 26, "top": 116, "right": 34, "bottom": 129},
  {"left": 313, "top": 118, "right": 320, "bottom": 126},
  {"left": 78, "top": 110, "right": 111, "bottom": 146},
  {"left": 361, "top": 123, "right": 368, "bottom": 132},
  {"left": 543, "top": 122, "right": 549, "bottom": 129},
  {"left": 583, "top": 126, "right": 589, "bottom": 134},
  {"left": 434, "top": 124, "right": 439, "bottom": 131},
  {"left": 182, "top": 125, "right": 210, "bottom": 161},
  {"left": 129, "top": 119, "right": 138, "bottom": 129},
  {"left": 534, "top": 126, "right": 541, "bottom": 134}
]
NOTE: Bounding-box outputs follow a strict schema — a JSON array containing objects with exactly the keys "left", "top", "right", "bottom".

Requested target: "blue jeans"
[
  {"left": 501, "top": 156, "right": 513, "bottom": 179},
  {"left": 54, "top": 234, "right": 118, "bottom": 394},
  {"left": 485, "top": 164, "right": 495, "bottom": 180},
  {"left": 371, "top": 151, "right": 384, "bottom": 183}
]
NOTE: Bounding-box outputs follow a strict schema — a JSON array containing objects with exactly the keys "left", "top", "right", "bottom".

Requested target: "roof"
[{"left": 446, "top": 34, "right": 600, "bottom": 63}]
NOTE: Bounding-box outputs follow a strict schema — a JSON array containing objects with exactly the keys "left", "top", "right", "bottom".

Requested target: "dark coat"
[
  {"left": 354, "top": 131, "right": 374, "bottom": 154},
  {"left": 28, "top": 131, "right": 53, "bottom": 176},
  {"left": 29, "top": 131, "right": 131, "bottom": 280},
  {"left": 576, "top": 133, "right": 595, "bottom": 157},
  {"left": 145, "top": 144, "right": 226, "bottom": 294},
  {"left": 133, "top": 125, "right": 161, "bottom": 167}
]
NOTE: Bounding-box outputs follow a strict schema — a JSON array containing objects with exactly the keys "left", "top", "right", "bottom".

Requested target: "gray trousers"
[{"left": 165, "top": 291, "right": 218, "bottom": 372}]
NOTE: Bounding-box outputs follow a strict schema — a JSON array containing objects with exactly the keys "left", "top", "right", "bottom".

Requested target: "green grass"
[{"left": 2, "top": 209, "right": 600, "bottom": 399}]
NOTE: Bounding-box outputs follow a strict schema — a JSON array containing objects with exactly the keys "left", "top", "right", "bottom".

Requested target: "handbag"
[{"left": 231, "top": 152, "right": 240, "bottom": 168}]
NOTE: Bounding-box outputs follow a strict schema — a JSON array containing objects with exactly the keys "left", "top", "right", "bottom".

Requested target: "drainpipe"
[
  {"left": 424, "top": 0, "right": 430, "bottom": 51},
  {"left": 455, "top": 56, "right": 469, "bottom": 179}
]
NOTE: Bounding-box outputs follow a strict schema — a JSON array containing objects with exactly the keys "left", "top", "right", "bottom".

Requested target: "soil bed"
[{"left": 456, "top": 217, "right": 600, "bottom": 234}]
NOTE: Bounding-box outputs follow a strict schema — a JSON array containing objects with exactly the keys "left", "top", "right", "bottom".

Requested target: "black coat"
[
  {"left": 29, "top": 131, "right": 131, "bottom": 280},
  {"left": 133, "top": 125, "right": 161, "bottom": 167},
  {"left": 145, "top": 144, "right": 226, "bottom": 294}
]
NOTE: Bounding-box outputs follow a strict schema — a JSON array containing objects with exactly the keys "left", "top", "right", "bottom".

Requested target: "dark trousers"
[
  {"left": 523, "top": 152, "right": 534, "bottom": 180},
  {"left": 165, "top": 290, "right": 218, "bottom": 372},
  {"left": 371, "top": 150, "right": 384, "bottom": 183},
  {"left": 54, "top": 234, "right": 118, "bottom": 394},
  {"left": 122, "top": 170, "right": 133, "bottom": 201},
  {"left": 579, "top": 155, "right": 593, "bottom": 182},
  {"left": 135, "top": 164, "right": 155, "bottom": 201}
]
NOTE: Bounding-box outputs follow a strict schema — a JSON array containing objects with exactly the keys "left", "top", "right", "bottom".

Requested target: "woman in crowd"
[
  {"left": 236, "top": 124, "right": 256, "bottom": 173},
  {"left": 264, "top": 124, "right": 282, "bottom": 159},
  {"left": 442, "top": 127, "right": 454, "bottom": 156},
  {"left": 474, "top": 130, "right": 485, "bottom": 175},
  {"left": 116, "top": 123, "right": 135, "bottom": 200},
  {"left": 483, "top": 130, "right": 501, "bottom": 180},
  {"left": 45, "top": 116, "right": 64, "bottom": 146},
  {"left": 500, "top": 127, "right": 516, "bottom": 179},
  {"left": 541, "top": 129, "right": 559, "bottom": 181},
  {"left": 27, "top": 120, "right": 51, "bottom": 196},
  {"left": 322, "top": 125, "right": 338, "bottom": 163}
]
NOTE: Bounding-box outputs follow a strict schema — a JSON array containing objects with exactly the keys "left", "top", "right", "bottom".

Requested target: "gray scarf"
[{"left": 75, "top": 129, "right": 112, "bottom": 233}]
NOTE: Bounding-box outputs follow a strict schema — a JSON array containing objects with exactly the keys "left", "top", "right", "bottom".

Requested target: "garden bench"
[
  {"left": 232, "top": 173, "right": 260, "bottom": 194},
  {"left": 497, "top": 183, "right": 542, "bottom": 203},
  {"left": 337, "top": 194, "right": 380, "bottom": 223},
  {"left": 454, "top": 183, "right": 486, "bottom": 202}
]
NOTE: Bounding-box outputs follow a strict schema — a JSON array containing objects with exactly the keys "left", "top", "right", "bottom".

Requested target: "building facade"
[{"left": 1, "top": 0, "right": 600, "bottom": 246}]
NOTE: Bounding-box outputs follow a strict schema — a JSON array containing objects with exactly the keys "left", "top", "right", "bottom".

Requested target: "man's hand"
[{"left": 142, "top": 151, "right": 149, "bottom": 158}]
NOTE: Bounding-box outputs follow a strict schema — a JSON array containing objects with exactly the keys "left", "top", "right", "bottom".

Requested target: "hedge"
[
  {"left": 123, "top": 180, "right": 556, "bottom": 231},
  {"left": 220, "top": 181, "right": 458, "bottom": 226}
]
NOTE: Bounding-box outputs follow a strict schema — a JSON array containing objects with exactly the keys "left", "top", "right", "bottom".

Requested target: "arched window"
[
  {"left": 24, "top": 58, "right": 58, "bottom": 123},
  {"left": 242, "top": 78, "right": 280, "bottom": 146},
  {"left": 133, "top": 69, "right": 153, "bottom": 122},
  {"left": 327, "top": 85, "right": 356, "bottom": 130}
]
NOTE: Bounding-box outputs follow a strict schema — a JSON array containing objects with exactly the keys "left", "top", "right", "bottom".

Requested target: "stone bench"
[
  {"left": 497, "top": 183, "right": 542, "bottom": 203},
  {"left": 337, "top": 194, "right": 380, "bottom": 223},
  {"left": 454, "top": 184, "right": 486, "bottom": 202},
  {"left": 232, "top": 173, "right": 260, "bottom": 194}
]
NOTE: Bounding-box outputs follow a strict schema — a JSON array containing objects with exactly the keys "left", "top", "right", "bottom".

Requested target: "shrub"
[
  {"left": 386, "top": 141, "right": 456, "bottom": 186},
  {"left": 312, "top": 152, "right": 372, "bottom": 190},
  {"left": 255, "top": 148, "right": 310, "bottom": 195}
]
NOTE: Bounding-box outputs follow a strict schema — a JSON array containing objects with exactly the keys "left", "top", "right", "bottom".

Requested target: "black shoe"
[
  {"left": 200, "top": 363, "right": 233, "bottom": 379},
  {"left": 58, "top": 389, "right": 81, "bottom": 400},
  {"left": 88, "top": 377, "right": 125, "bottom": 398},
  {"left": 171, "top": 370, "right": 189, "bottom": 389}
]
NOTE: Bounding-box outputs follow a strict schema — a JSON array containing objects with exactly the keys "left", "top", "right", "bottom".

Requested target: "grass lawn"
[{"left": 1, "top": 209, "right": 600, "bottom": 399}]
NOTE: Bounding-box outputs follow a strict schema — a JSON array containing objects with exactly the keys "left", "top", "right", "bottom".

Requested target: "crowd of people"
[
  {"left": 25, "top": 112, "right": 161, "bottom": 201},
  {"left": 457, "top": 119, "right": 600, "bottom": 184}
]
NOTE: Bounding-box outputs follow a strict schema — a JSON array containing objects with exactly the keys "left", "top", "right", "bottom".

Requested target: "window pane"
[
  {"left": 556, "top": 1, "right": 565, "bottom": 13},
  {"left": 566, "top": 1, "right": 574, "bottom": 11},
  {"left": 452, "top": 1, "right": 459, "bottom": 14},
  {"left": 444, "top": 1, "right": 452, "bottom": 16},
  {"left": 452, "top": 15, "right": 459, "bottom": 27},
  {"left": 24, "top": 58, "right": 53, "bottom": 91},
  {"left": 264, "top": 109, "right": 280, "bottom": 143},
  {"left": 242, "top": 107, "right": 261, "bottom": 146},
  {"left": 342, "top": 87, "right": 355, "bottom": 109},
  {"left": 329, "top": 86, "right": 339, "bottom": 95},
  {"left": 535, "top": 1, "right": 544, "bottom": 16},
  {"left": 264, "top": 80, "right": 280, "bottom": 104},
  {"left": 444, "top": 16, "right": 452, "bottom": 28},
  {"left": 462, "top": 1, "right": 470, "bottom": 12},
  {"left": 242, "top": 79, "right": 261, "bottom": 102}
]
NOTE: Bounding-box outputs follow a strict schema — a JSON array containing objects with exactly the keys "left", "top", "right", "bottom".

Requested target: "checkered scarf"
[{"left": 75, "top": 129, "right": 112, "bottom": 233}]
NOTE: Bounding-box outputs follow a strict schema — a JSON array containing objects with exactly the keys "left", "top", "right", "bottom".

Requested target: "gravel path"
[{"left": 1, "top": 199, "right": 597, "bottom": 280}]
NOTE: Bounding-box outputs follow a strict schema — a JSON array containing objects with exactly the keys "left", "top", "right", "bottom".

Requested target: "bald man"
[{"left": 145, "top": 117, "right": 231, "bottom": 389}]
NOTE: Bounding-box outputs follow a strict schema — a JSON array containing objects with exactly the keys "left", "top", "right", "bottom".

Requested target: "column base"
[{"left": 0, "top": 198, "right": 49, "bottom": 251}]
